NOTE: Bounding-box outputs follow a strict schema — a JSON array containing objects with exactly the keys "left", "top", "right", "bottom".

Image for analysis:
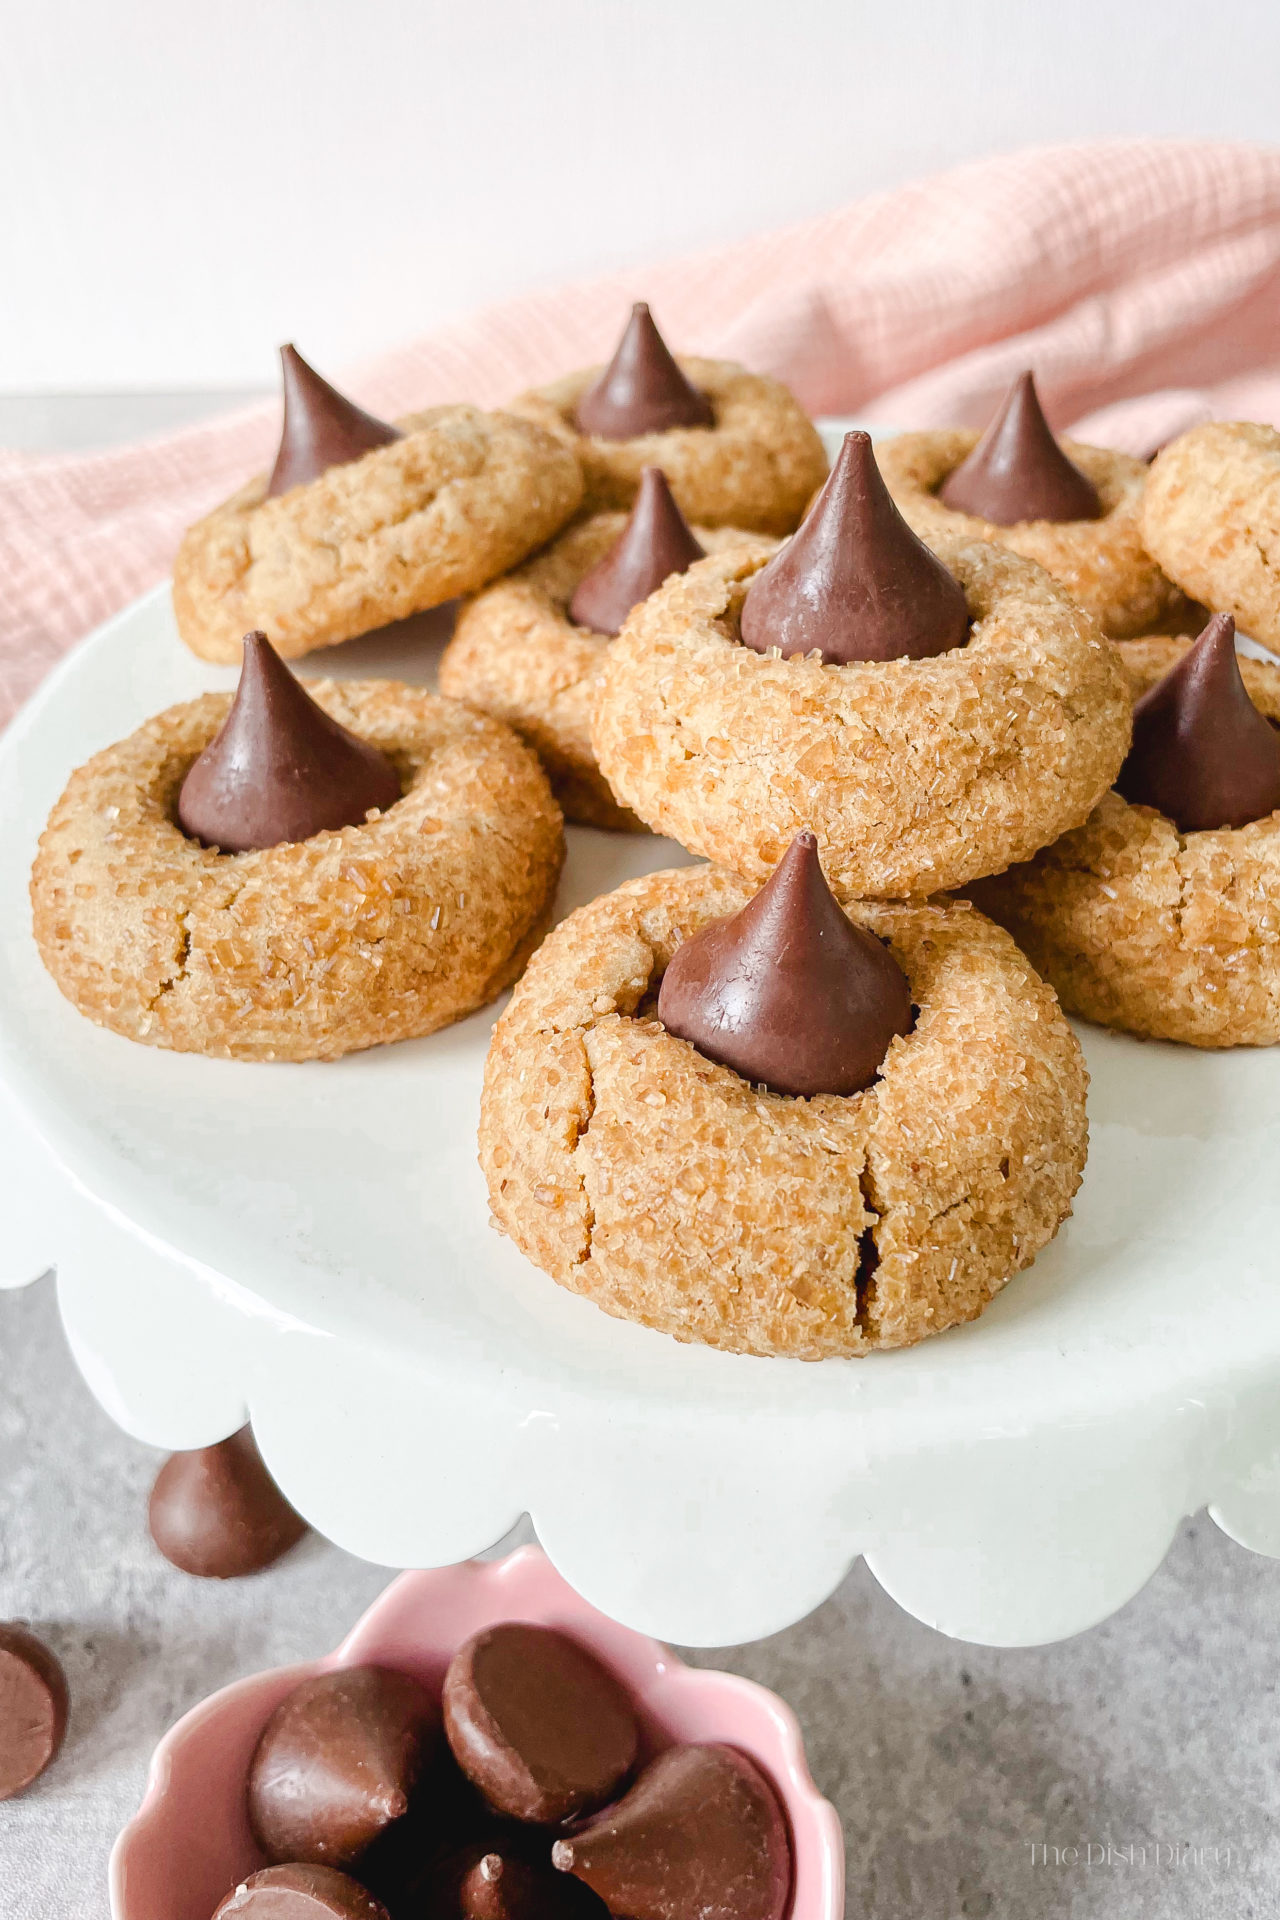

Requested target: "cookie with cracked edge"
[
  {"left": 971, "top": 634, "right": 1280, "bottom": 1047},
  {"left": 31, "top": 683, "right": 563, "bottom": 1061},
  {"left": 479, "top": 863, "right": 1087, "bottom": 1358}
]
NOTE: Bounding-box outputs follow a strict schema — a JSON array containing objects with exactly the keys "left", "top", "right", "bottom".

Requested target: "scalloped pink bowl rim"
[{"left": 109, "top": 1545, "right": 843, "bottom": 1920}]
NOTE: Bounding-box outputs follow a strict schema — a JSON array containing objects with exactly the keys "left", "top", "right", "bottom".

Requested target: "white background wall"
[{"left": 3, "top": 0, "right": 1278, "bottom": 391}]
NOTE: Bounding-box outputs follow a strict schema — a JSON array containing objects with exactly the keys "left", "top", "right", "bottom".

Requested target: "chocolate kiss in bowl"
[
  {"left": 738, "top": 429, "right": 970, "bottom": 662},
  {"left": 248, "top": 1666, "right": 438, "bottom": 1869},
  {"left": 939, "top": 369, "right": 1102, "bottom": 525},
  {"left": 574, "top": 303, "right": 714, "bottom": 440},
  {"left": 267, "top": 343, "right": 402, "bottom": 498},
  {"left": 657, "top": 830, "right": 913, "bottom": 1098},
  {"left": 177, "top": 631, "right": 402, "bottom": 853},
  {"left": 443, "top": 1622, "right": 639, "bottom": 1825},
  {"left": 458, "top": 1849, "right": 605, "bottom": 1920},
  {"left": 552, "top": 1743, "right": 792, "bottom": 1920},
  {"left": 1116, "top": 612, "right": 1280, "bottom": 832},
  {"left": 212, "top": 1862, "right": 392, "bottom": 1918},
  {"left": 568, "top": 467, "right": 705, "bottom": 635}
]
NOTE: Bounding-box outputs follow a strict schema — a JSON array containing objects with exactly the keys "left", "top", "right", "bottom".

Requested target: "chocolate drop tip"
[
  {"left": 479, "top": 1855, "right": 502, "bottom": 1883},
  {"left": 550, "top": 1841, "right": 574, "bottom": 1873}
]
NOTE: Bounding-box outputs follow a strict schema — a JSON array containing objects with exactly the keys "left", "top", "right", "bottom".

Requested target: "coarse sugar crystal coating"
[
  {"left": 878, "top": 428, "right": 1179, "bottom": 638},
  {"left": 479, "top": 864, "right": 1088, "bottom": 1358},
  {"left": 508, "top": 358, "right": 827, "bottom": 535},
  {"left": 440, "top": 512, "right": 772, "bottom": 831},
  {"left": 173, "top": 405, "right": 584, "bottom": 664},
  {"left": 591, "top": 533, "right": 1131, "bottom": 900},
  {"left": 971, "top": 635, "right": 1280, "bottom": 1047},
  {"left": 31, "top": 681, "right": 563, "bottom": 1061},
  {"left": 1141, "top": 421, "right": 1280, "bottom": 655}
]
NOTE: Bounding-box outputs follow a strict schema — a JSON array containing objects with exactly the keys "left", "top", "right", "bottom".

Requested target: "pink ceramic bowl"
[{"left": 110, "top": 1545, "right": 843, "bottom": 1920}]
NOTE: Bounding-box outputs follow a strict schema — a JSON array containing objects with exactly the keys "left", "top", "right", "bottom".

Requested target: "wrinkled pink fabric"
[{"left": 4, "top": 137, "right": 1280, "bottom": 728}]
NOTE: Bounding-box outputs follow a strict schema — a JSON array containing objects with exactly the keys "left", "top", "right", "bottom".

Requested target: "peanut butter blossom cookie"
[
  {"left": 972, "top": 614, "right": 1280, "bottom": 1047},
  {"left": 480, "top": 835, "right": 1088, "bottom": 1358},
  {"left": 1142, "top": 421, "right": 1280, "bottom": 655},
  {"left": 440, "top": 467, "right": 764, "bottom": 830},
  {"left": 31, "top": 634, "right": 563, "bottom": 1061},
  {"left": 173, "top": 345, "right": 584, "bottom": 664},
  {"left": 592, "top": 431, "right": 1131, "bottom": 899},
  {"left": 507, "top": 302, "right": 827, "bottom": 535},
  {"left": 878, "top": 370, "right": 1180, "bottom": 638}
]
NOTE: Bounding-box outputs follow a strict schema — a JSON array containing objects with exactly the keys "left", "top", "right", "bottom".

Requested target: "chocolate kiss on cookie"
[
  {"left": 568, "top": 467, "right": 705, "bottom": 635},
  {"left": 739, "top": 430, "right": 969, "bottom": 662},
  {"left": 658, "top": 830, "right": 913, "bottom": 1097},
  {"left": 574, "top": 303, "right": 714, "bottom": 440},
  {"left": 1116, "top": 613, "right": 1280, "bottom": 832},
  {"left": 148, "top": 1426, "right": 307, "bottom": 1578},
  {"left": 213, "top": 1863, "right": 392, "bottom": 1919},
  {"left": 248, "top": 1666, "right": 438, "bottom": 1868},
  {"left": 442, "top": 1623, "right": 638, "bottom": 1825},
  {"left": 178, "top": 631, "right": 401, "bottom": 853},
  {"left": 552, "top": 1744, "right": 792, "bottom": 1920},
  {"left": 267, "top": 344, "right": 401, "bottom": 498},
  {"left": 0, "top": 1624, "right": 69, "bottom": 1801},
  {"left": 939, "top": 369, "right": 1102, "bottom": 525}
]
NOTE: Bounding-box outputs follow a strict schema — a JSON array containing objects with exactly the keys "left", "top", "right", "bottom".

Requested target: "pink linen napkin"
[{"left": 4, "top": 136, "right": 1280, "bottom": 730}]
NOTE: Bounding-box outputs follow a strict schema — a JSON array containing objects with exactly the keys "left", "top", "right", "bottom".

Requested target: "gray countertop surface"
[{"left": 2, "top": 395, "right": 1278, "bottom": 1920}]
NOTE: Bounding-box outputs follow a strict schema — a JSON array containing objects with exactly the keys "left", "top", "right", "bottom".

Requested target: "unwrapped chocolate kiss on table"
[
  {"left": 939, "top": 369, "right": 1102, "bottom": 525},
  {"left": 658, "top": 830, "right": 913, "bottom": 1097},
  {"left": 1116, "top": 612, "right": 1280, "bottom": 832},
  {"left": 147, "top": 1425, "right": 308, "bottom": 1578},
  {"left": 248, "top": 1666, "right": 438, "bottom": 1869},
  {"left": 574, "top": 303, "right": 714, "bottom": 440},
  {"left": 177, "top": 631, "right": 402, "bottom": 854},
  {"left": 267, "top": 344, "right": 402, "bottom": 498},
  {"left": 212, "top": 1862, "right": 391, "bottom": 1919},
  {"left": 738, "top": 429, "right": 970, "bottom": 662},
  {"left": 442, "top": 1622, "right": 639, "bottom": 1825},
  {"left": 568, "top": 467, "right": 705, "bottom": 635},
  {"left": 552, "top": 1743, "right": 792, "bottom": 1920},
  {"left": 0, "top": 1622, "right": 69, "bottom": 1800}
]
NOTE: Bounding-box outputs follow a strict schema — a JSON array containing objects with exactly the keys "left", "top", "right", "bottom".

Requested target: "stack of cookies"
[{"left": 29, "top": 321, "right": 1280, "bottom": 1364}]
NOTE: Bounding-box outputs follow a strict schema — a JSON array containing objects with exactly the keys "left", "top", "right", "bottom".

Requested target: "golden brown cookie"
[
  {"left": 439, "top": 513, "right": 771, "bottom": 831},
  {"left": 1141, "top": 421, "right": 1280, "bottom": 654},
  {"left": 878, "top": 430, "right": 1178, "bottom": 638},
  {"left": 172, "top": 407, "right": 584, "bottom": 665},
  {"left": 591, "top": 535, "right": 1131, "bottom": 900},
  {"left": 971, "top": 636, "right": 1280, "bottom": 1047},
  {"left": 507, "top": 360, "right": 826, "bottom": 535},
  {"left": 480, "top": 866, "right": 1088, "bottom": 1359},
  {"left": 32, "top": 682, "right": 563, "bottom": 1061}
]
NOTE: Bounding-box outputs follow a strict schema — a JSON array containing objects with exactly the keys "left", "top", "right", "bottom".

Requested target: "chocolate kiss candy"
[
  {"left": 738, "top": 430, "right": 969, "bottom": 662},
  {"left": 267, "top": 344, "right": 401, "bottom": 498},
  {"left": 248, "top": 1666, "right": 438, "bottom": 1868},
  {"left": 552, "top": 1743, "right": 792, "bottom": 1920},
  {"left": 459, "top": 1850, "right": 602, "bottom": 1920},
  {"left": 177, "top": 631, "right": 401, "bottom": 854},
  {"left": 442, "top": 1622, "right": 638, "bottom": 1825},
  {"left": 657, "top": 830, "right": 913, "bottom": 1098},
  {"left": 574, "top": 303, "right": 714, "bottom": 440},
  {"left": 939, "top": 369, "right": 1102, "bottom": 525},
  {"left": 568, "top": 467, "right": 705, "bottom": 635},
  {"left": 147, "top": 1425, "right": 308, "bottom": 1578},
  {"left": 213, "top": 1863, "right": 391, "bottom": 1920},
  {"left": 1116, "top": 612, "right": 1280, "bottom": 832},
  {"left": 0, "top": 1624, "right": 69, "bottom": 1800}
]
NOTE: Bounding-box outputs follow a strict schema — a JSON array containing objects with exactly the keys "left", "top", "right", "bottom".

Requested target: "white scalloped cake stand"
[{"left": 6, "top": 528, "right": 1280, "bottom": 1651}]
